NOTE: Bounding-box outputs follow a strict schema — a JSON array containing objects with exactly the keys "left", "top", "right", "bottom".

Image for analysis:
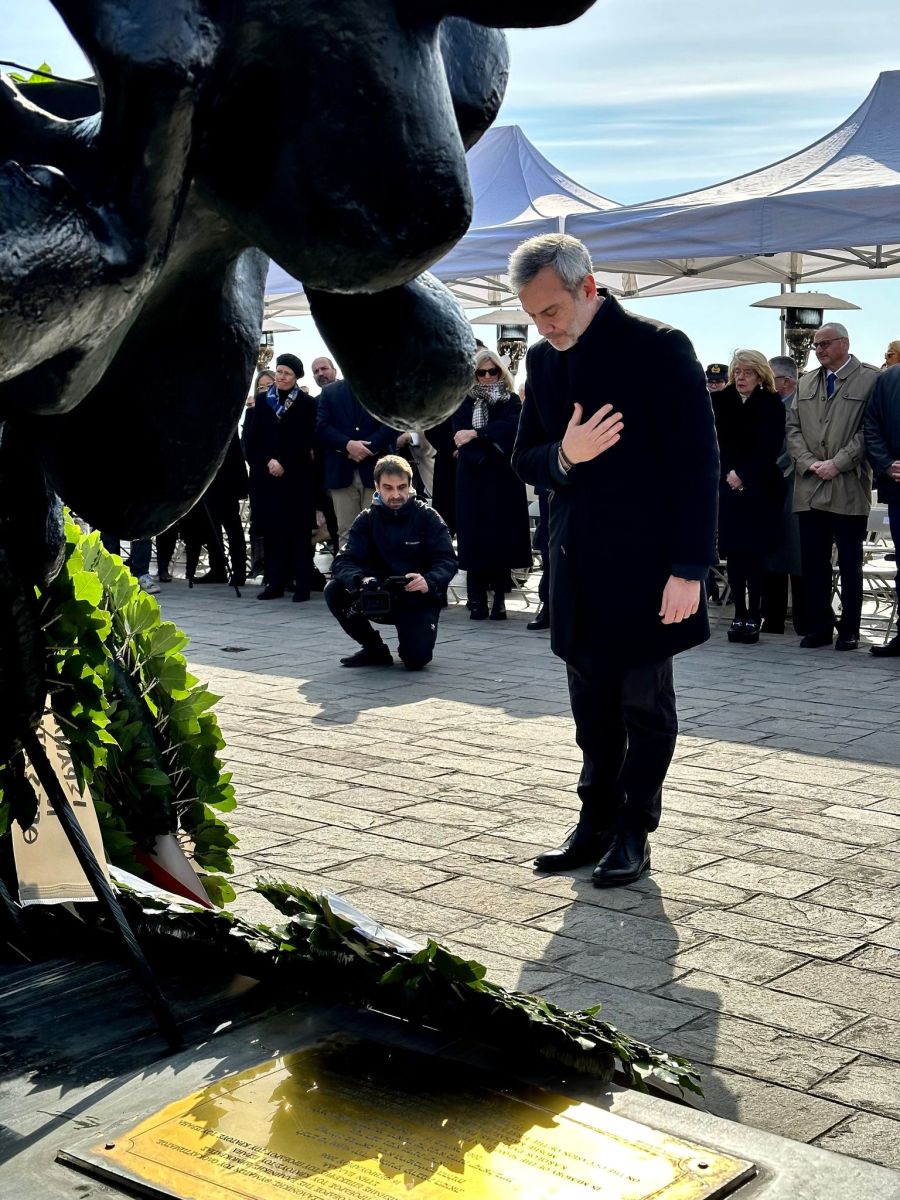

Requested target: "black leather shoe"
[
  {"left": 726, "top": 618, "right": 745, "bottom": 643},
  {"left": 292, "top": 591, "right": 310, "bottom": 603},
  {"left": 835, "top": 636, "right": 858, "bottom": 651},
  {"left": 340, "top": 643, "right": 393, "bottom": 668},
  {"left": 760, "top": 620, "right": 784, "bottom": 634},
  {"left": 489, "top": 593, "right": 507, "bottom": 621},
  {"left": 591, "top": 832, "right": 651, "bottom": 888},
  {"left": 257, "top": 585, "right": 285, "bottom": 600},
  {"left": 157, "top": 569, "right": 173, "bottom": 583},
  {"left": 800, "top": 632, "right": 833, "bottom": 648},
  {"left": 741, "top": 617, "right": 761, "bottom": 644},
  {"left": 871, "top": 636, "right": 900, "bottom": 657},
  {"left": 534, "top": 825, "right": 613, "bottom": 873},
  {"left": 469, "top": 604, "right": 488, "bottom": 620},
  {"left": 527, "top": 605, "right": 550, "bottom": 631},
  {"left": 193, "top": 571, "right": 228, "bottom": 584}
]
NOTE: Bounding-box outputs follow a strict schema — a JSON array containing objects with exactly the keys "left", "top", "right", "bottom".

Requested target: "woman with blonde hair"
[
  {"left": 712, "top": 350, "right": 786, "bottom": 643},
  {"left": 453, "top": 348, "right": 532, "bottom": 620}
]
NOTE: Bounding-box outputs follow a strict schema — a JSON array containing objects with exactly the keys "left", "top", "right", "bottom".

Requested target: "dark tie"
[{"left": 826, "top": 372, "right": 836, "bottom": 398}]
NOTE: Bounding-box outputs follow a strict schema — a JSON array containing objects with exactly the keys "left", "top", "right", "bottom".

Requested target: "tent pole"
[{"left": 780, "top": 284, "right": 787, "bottom": 356}]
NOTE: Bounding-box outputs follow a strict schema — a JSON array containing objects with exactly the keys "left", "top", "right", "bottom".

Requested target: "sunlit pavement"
[{"left": 162, "top": 577, "right": 900, "bottom": 1170}]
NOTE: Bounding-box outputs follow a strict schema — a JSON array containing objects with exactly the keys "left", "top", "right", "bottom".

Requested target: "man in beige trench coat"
[{"left": 785, "top": 323, "right": 880, "bottom": 650}]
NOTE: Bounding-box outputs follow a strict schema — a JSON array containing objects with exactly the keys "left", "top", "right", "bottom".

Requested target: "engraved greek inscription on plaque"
[{"left": 83, "top": 1038, "right": 754, "bottom": 1199}]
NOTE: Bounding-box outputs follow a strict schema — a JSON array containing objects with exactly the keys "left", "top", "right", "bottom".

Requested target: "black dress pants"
[
  {"left": 798, "top": 510, "right": 866, "bottom": 638},
  {"left": 324, "top": 579, "right": 439, "bottom": 668},
  {"left": 566, "top": 655, "right": 678, "bottom": 836}
]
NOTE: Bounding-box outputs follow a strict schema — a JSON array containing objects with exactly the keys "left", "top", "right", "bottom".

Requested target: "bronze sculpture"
[{"left": 0, "top": 0, "right": 596, "bottom": 754}]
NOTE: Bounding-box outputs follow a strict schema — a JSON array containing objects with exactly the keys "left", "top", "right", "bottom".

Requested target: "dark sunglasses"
[{"left": 475, "top": 366, "right": 501, "bottom": 378}]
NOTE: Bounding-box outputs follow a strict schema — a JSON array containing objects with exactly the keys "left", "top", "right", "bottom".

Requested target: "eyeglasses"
[
  {"left": 812, "top": 337, "right": 846, "bottom": 351},
  {"left": 475, "top": 367, "right": 501, "bottom": 378}
]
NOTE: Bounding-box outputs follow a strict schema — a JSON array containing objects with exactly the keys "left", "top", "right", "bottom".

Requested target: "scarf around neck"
[
  {"left": 266, "top": 382, "right": 300, "bottom": 419},
  {"left": 471, "top": 380, "right": 508, "bottom": 430}
]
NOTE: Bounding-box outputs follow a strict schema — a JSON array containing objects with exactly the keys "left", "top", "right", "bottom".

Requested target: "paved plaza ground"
[{"left": 160, "top": 577, "right": 900, "bottom": 1172}]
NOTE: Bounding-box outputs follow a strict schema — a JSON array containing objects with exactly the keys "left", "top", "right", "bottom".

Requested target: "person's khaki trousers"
[{"left": 330, "top": 471, "right": 374, "bottom": 546}]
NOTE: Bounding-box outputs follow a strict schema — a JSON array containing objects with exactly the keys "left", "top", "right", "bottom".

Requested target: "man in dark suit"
[
  {"left": 316, "top": 378, "right": 397, "bottom": 546},
  {"left": 865, "top": 363, "right": 900, "bottom": 656},
  {"left": 510, "top": 233, "right": 718, "bottom": 887}
]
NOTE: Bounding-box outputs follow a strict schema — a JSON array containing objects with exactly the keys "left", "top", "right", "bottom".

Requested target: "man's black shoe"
[
  {"left": 591, "top": 832, "right": 650, "bottom": 888},
  {"left": 193, "top": 571, "right": 228, "bottom": 584},
  {"left": 800, "top": 632, "right": 832, "bottom": 648},
  {"left": 292, "top": 590, "right": 310, "bottom": 603},
  {"left": 835, "top": 636, "right": 859, "bottom": 651},
  {"left": 340, "top": 644, "right": 393, "bottom": 668},
  {"left": 527, "top": 604, "right": 550, "bottom": 631},
  {"left": 761, "top": 620, "right": 784, "bottom": 634},
  {"left": 534, "top": 825, "right": 612, "bottom": 873},
  {"left": 257, "top": 585, "right": 285, "bottom": 600},
  {"left": 871, "top": 636, "right": 900, "bottom": 657}
]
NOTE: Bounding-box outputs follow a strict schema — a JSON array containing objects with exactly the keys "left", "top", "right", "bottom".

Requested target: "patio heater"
[
  {"left": 750, "top": 292, "right": 860, "bottom": 372},
  {"left": 496, "top": 322, "right": 530, "bottom": 378},
  {"left": 468, "top": 308, "right": 535, "bottom": 378},
  {"left": 257, "top": 329, "right": 275, "bottom": 371},
  {"left": 258, "top": 318, "right": 300, "bottom": 371}
]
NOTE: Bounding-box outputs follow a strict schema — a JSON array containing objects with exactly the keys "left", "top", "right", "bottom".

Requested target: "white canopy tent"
[
  {"left": 566, "top": 71, "right": 900, "bottom": 298},
  {"left": 267, "top": 72, "right": 900, "bottom": 316},
  {"left": 264, "top": 124, "right": 619, "bottom": 318}
]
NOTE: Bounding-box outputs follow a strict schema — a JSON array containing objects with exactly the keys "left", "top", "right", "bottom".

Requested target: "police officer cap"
[
  {"left": 276, "top": 352, "right": 304, "bottom": 378},
  {"left": 705, "top": 363, "right": 728, "bottom": 381}
]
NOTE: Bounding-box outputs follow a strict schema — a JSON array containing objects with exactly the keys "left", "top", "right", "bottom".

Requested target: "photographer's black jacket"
[{"left": 333, "top": 497, "right": 457, "bottom": 602}]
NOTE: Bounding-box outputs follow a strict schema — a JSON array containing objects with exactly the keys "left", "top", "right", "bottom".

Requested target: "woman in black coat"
[
  {"left": 713, "top": 350, "right": 786, "bottom": 644},
  {"left": 453, "top": 350, "right": 533, "bottom": 620},
  {"left": 242, "top": 353, "right": 317, "bottom": 601}
]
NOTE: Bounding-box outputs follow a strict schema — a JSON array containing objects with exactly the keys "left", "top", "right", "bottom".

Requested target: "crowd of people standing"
[
  {"left": 110, "top": 317, "right": 900, "bottom": 663},
  {"left": 706, "top": 324, "right": 900, "bottom": 656},
  {"left": 133, "top": 346, "right": 536, "bottom": 622}
]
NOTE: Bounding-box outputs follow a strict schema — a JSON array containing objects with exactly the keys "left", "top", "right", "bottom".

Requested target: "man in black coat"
[
  {"left": 865, "top": 363, "right": 900, "bottom": 656},
  {"left": 325, "top": 455, "right": 457, "bottom": 670},
  {"left": 510, "top": 233, "right": 718, "bottom": 887},
  {"left": 316, "top": 378, "right": 397, "bottom": 546}
]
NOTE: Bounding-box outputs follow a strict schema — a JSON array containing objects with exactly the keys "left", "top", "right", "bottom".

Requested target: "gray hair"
[
  {"left": 508, "top": 233, "right": 593, "bottom": 294},
  {"left": 768, "top": 356, "right": 797, "bottom": 382},
  {"left": 818, "top": 322, "right": 849, "bottom": 341}
]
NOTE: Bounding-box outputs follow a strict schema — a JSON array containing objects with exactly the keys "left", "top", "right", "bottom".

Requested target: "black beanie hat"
[{"left": 276, "top": 352, "right": 304, "bottom": 379}]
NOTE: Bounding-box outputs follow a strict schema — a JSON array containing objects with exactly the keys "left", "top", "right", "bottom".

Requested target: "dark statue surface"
[{"left": 0, "top": 0, "right": 597, "bottom": 753}]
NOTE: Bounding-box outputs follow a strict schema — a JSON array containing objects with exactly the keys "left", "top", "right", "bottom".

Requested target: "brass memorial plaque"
[{"left": 68, "top": 1038, "right": 754, "bottom": 1199}]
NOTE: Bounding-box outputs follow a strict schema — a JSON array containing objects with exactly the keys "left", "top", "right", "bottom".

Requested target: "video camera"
[{"left": 353, "top": 575, "right": 410, "bottom": 617}]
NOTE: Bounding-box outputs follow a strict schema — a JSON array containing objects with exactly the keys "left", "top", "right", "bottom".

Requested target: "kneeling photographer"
[{"left": 325, "top": 455, "right": 457, "bottom": 669}]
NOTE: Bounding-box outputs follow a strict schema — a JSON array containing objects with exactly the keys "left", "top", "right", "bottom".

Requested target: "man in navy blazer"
[
  {"left": 865, "top": 363, "right": 900, "bottom": 656},
  {"left": 316, "top": 379, "right": 397, "bottom": 545}
]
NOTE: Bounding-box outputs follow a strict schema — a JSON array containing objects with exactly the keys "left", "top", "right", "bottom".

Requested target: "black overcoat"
[
  {"left": 865, "top": 364, "right": 900, "bottom": 503},
  {"left": 712, "top": 383, "right": 786, "bottom": 558},
  {"left": 453, "top": 393, "right": 533, "bottom": 574},
  {"left": 242, "top": 389, "right": 317, "bottom": 535},
  {"left": 512, "top": 296, "right": 719, "bottom": 668}
]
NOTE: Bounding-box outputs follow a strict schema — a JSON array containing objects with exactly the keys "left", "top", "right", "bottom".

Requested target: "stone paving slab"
[{"left": 157, "top": 579, "right": 900, "bottom": 1171}]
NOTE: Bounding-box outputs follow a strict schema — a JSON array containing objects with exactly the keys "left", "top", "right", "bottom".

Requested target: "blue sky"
[{"left": 4, "top": 1, "right": 899, "bottom": 374}]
